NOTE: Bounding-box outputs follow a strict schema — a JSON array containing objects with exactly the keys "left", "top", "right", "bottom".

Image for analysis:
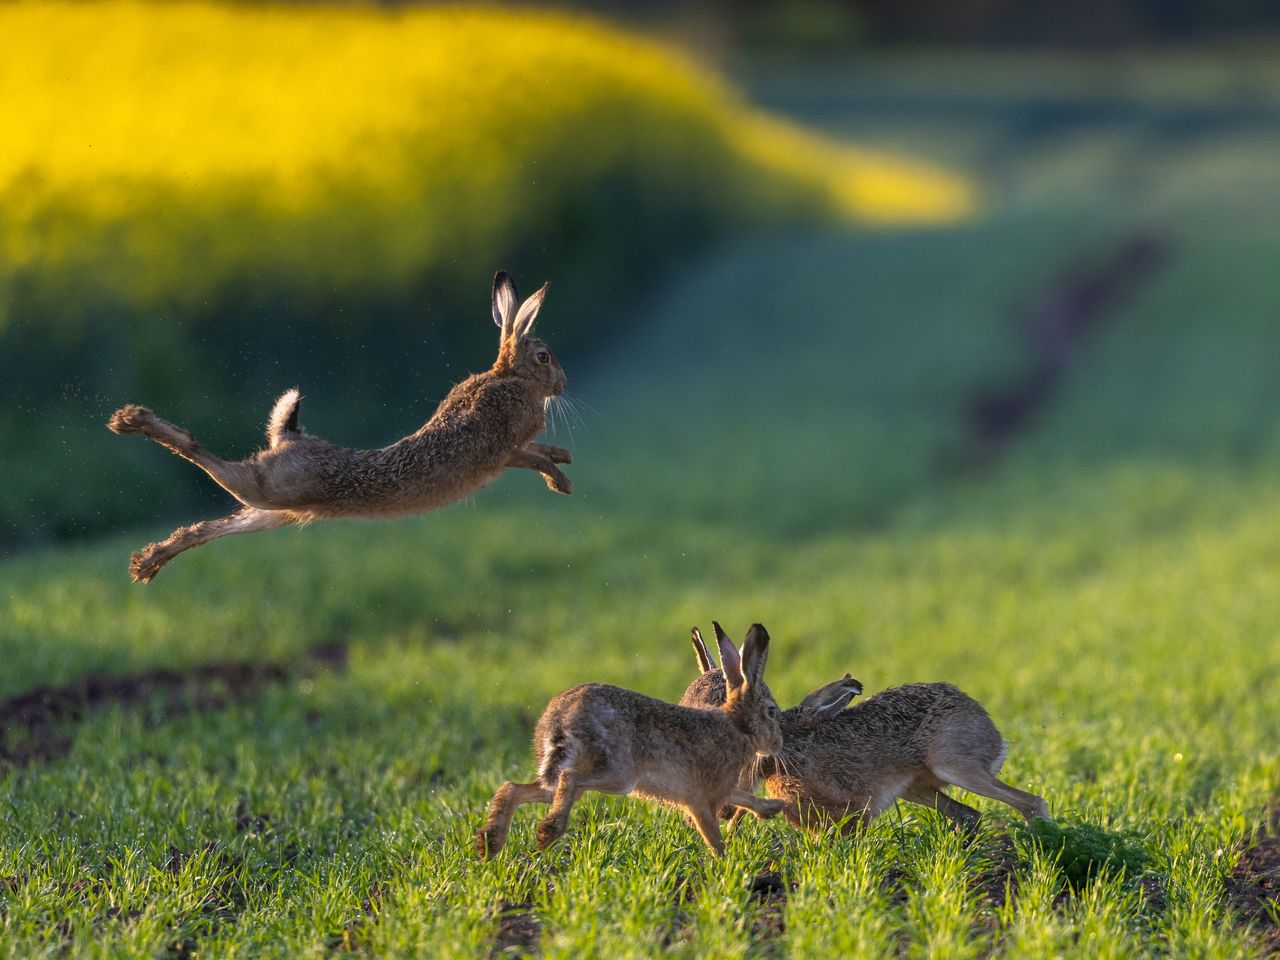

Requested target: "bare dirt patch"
[
  {"left": 748, "top": 869, "right": 790, "bottom": 948},
  {"left": 0, "top": 643, "right": 346, "bottom": 766},
  {"left": 490, "top": 899, "right": 541, "bottom": 958},
  {"left": 1227, "top": 805, "right": 1280, "bottom": 957},
  {"left": 962, "top": 231, "right": 1170, "bottom": 464}
]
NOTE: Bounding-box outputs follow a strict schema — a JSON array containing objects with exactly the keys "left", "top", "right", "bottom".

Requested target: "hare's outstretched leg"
[
  {"left": 534, "top": 768, "right": 636, "bottom": 850},
  {"left": 525, "top": 442, "right": 572, "bottom": 465},
  {"left": 902, "top": 781, "right": 982, "bottom": 832},
  {"left": 535, "top": 769, "right": 583, "bottom": 849},
  {"left": 130, "top": 507, "right": 295, "bottom": 583},
  {"left": 108, "top": 405, "right": 271, "bottom": 508},
  {"left": 476, "top": 780, "right": 552, "bottom": 859},
  {"left": 686, "top": 803, "right": 726, "bottom": 855},
  {"left": 931, "top": 763, "right": 1051, "bottom": 823},
  {"left": 728, "top": 789, "right": 785, "bottom": 820},
  {"left": 506, "top": 448, "right": 572, "bottom": 495}
]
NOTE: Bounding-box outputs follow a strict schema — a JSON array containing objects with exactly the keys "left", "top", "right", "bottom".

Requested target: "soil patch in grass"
[
  {"left": 0, "top": 643, "right": 347, "bottom": 766},
  {"left": 964, "top": 231, "right": 1170, "bottom": 463},
  {"left": 748, "top": 869, "right": 791, "bottom": 946},
  {"left": 490, "top": 899, "right": 541, "bottom": 958},
  {"left": 1227, "top": 805, "right": 1280, "bottom": 956}
]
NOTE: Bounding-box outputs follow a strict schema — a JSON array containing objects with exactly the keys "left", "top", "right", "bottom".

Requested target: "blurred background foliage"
[{"left": 0, "top": 1, "right": 967, "bottom": 543}]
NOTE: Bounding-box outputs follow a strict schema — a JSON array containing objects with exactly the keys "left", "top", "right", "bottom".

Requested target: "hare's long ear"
[
  {"left": 492, "top": 271, "right": 519, "bottom": 339},
  {"left": 740, "top": 623, "right": 770, "bottom": 690},
  {"left": 798, "top": 674, "right": 863, "bottom": 719},
  {"left": 712, "top": 621, "right": 744, "bottom": 691},
  {"left": 690, "top": 627, "right": 717, "bottom": 675},
  {"left": 511, "top": 283, "right": 548, "bottom": 340}
]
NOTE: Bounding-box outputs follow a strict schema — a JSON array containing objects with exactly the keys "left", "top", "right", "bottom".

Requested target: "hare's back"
[{"left": 536, "top": 684, "right": 728, "bottom": 776}]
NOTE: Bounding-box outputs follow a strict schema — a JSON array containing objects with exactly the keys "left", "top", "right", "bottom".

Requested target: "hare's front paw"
[
  {"left": 757, "top": 799, "right": 786, "bottom": 819},
  {"left": 543, "top": 445, "right": 572, "bottom": 464}
]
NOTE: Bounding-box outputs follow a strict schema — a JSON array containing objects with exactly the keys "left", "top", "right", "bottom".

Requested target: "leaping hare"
[
  {"left": 681, "top": 628, "right": 1051, "bottom": 834},
  {"left": 476, "top": 623, "right": 784, "bottom": 858},
  {"left": 108, "top": 272, "right": 572, "bottom": 582}
]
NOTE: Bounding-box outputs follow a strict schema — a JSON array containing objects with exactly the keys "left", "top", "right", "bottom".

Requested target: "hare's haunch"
[
  {"left": 477, "top": 623, "right": 784, "bottom": 858},
  {"left": 681, "top": 629, "right": 1051, "bottom": 834},
  {"left": 108, "top": 272, "right": 571, "bottom": 583}
]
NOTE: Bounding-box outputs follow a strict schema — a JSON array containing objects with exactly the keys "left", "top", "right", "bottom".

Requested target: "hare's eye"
[
  {"left": 536, "top": 350, "right": 550, "bottom": 364},
  {"left": 766, "top": 706, "right": 777, "bottom": 719}
]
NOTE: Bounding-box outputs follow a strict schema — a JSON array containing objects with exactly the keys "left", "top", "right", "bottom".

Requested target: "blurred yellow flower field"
[{"left": 0, "top": 1, "right": 972, "bottom": 327}]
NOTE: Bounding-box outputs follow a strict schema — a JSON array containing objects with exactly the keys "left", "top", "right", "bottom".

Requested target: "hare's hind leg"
[
  {"left": 902, "top": 780, "right": 982, "bottom": 833},
  {"left": 534, "top": 768, "right": 635, "bottom": 850},
  {"left": 476, "top": 780, "right": 552, "bottom": 859},
  {"left": 535, "top": 769, "right": 584, "bottom": 850},
  {"left": 506, "top": 448, "right": 572, "bottom": 495},
  {"left": 931, "top": 763, "right": 1051, "bottom": 823},
  {"left": 108, "top": 405, "right": 270, "bottom": 508},
  {"left": 130, "top": 507, "right": 295, "bottom": 583}
]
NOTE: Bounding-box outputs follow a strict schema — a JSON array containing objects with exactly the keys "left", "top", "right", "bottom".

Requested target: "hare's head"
[
  {"left": 706, "top": 622, "right": 783, "bottom": 757},
  {"left": 681, "top": 625, "right": 776, "bottom": 711},
  {"left": 682, "top": 631, "right": 861, "bottom": 731},
  {"left": 491, "top": 271, "right": 566, "bottom": 398}
]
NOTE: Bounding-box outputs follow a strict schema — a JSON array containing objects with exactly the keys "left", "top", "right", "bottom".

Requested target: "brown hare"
[
  {"left": 681, "top": 628, "right": 1051, "bottom": 835},
  {"left": 476, "top": 623, "right": 784, "bottom": 858},
  {"left": 108, "top": 272, "right": 572, "bottom": 582}
]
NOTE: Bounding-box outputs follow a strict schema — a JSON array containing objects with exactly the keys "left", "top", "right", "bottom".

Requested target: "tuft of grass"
[{"left": 1020, "top": 819, "right": 1151, "bottom": 892}]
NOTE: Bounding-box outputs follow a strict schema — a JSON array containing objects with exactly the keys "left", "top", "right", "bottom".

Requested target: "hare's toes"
[
  {"left": 107, "top": 404, "right": 154, "bottom": 435},
  {"left": 129, "top": 547, "right": 163, "bottom": 584},
  {"left": 757, "top": 799, "right": 786, "bottom": 820},
  {"left": 544, "top": 469, "right": 572, "bottom": 496},
  {"left": 534, "top": 817, "right": 567, "bottom": 850},
  {"left": 545, "top": 445, "right": 572, "bottom": 464},
  {"left": 475, "top": 827, "right": 503, "bottom": 860}
]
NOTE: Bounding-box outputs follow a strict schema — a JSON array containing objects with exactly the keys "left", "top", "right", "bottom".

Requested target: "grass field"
[{"left": 3, "top": 49, "right": 1280, "bottom": 958}]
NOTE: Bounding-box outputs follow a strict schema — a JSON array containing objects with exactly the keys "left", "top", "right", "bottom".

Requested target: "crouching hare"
[
  {"left": 476, "top": 623, "right": 784, "bottom": 858},
  {"left": 681, "top": 629, "right": 1051, "bottom": 834},
  {"left": 108, "top": 272, "right": 572, "bottom": 582}
]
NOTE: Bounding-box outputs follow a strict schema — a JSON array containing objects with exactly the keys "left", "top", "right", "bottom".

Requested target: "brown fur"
[
  {"left": 107, "top": 272, "right": 571, "bottom": 582},
  {"left": 681, "top": 632, "right": 1051, "bottom": 835},
  {"left": 476, "top": 623, "right": 785, "bottom": 858}
]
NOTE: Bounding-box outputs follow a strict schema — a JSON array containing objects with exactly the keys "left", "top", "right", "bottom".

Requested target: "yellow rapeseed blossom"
[{"left": 0, "top": 1, "right": 973, "bottom": 330}]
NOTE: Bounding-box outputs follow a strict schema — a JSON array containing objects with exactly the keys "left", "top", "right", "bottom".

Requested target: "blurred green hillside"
[{"left": 0, "top": 1, "right": 969, "bottom": 545}]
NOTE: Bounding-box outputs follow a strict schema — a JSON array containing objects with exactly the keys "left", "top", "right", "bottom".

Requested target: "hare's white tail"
[
  {"left": 266, "top": 389, "right": 302, "bottom": 447},
  {"left": 537, "top": 727, "right": 578, "bottom": 788}
]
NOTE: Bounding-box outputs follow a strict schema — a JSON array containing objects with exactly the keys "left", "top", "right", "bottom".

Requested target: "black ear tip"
[
  {"left": 748, "top": 623, "right": 770, "bottom": 642},
  {"left": 494, "top": 270, "right": 510, "bottom": 284}
]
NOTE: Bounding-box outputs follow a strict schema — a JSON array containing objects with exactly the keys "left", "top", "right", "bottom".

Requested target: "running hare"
[
  {"left": 681, "top": 628, "right": 1051, "bottom": 834},
  {"left": 476, "top": 623, "right": 784, "bottom": 858},
  {"left": 108, "top": 272, "right": 571, "bottom": 582}
]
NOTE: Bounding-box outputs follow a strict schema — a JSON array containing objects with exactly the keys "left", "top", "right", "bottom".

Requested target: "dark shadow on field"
[
  {"left": 961, "top": 231, "right": 1169, "bottom": 466},
  {"left": 1227, "top": 803, "right": 1280, "bottom": 955},
  {"left": 0, "top": 643, "right": 347, "bottom": 766}
]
